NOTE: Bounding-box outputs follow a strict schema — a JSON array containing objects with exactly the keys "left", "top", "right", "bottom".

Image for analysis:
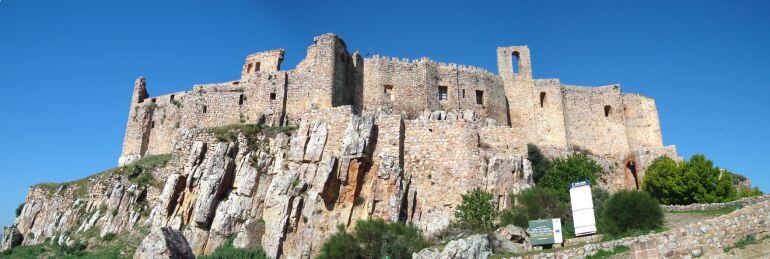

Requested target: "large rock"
[
  {"left": 0, "top": 226, "right": 23, "bottom": 252},
  {"left": 491, "top": 224, "right": 530, "bottom": 253},
  {"left": 134, "top": 227, "right": 194, "bottom": 259},
  {"left": 413, "top": 234, "right": 492, "bottom": 259}
]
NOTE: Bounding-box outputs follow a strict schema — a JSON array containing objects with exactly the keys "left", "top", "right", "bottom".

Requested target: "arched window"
[
  {"left": 540, "top": 92, "right": 546, "bottom": 108},
  {"left": 239, "top": 94, "right": 244, "bottom": 105},
  {"left": 604, "top": 105, "right": 612, "bottom": 117},
  {"left": 512, "top": 51, "right": 521, "bottom": 74}
]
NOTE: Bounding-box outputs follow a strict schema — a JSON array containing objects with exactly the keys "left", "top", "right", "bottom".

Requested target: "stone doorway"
[{"left": 623, "top": 157, "right": 640, "bottom": 190}]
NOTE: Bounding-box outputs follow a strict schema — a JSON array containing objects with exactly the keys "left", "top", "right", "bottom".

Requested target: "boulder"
[
  {"left": 134, "top": 227, "right": 194, "bottom": 259},
  {"left": 413, "top": 234, "right": 492, "bottom": 259},
  {"left": 491, "top": 224, "right": 530, "bottom": 253},
  {"left": 0, "top": 226, "right": 23, "bottom": 252}
]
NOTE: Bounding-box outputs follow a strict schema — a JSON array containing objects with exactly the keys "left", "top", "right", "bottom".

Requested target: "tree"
[
  {"left": 527, "top": 144, "right": 552, "bottom": 183},
  {"left": 644, "top": 155, "right": 742, "bottom": 205},
  {"left": 539, "top": 153, "right": 604, "bottom": 202},
  {"left": 642, "top": 157, "right": 686, "bottom": 205},
  {"left": 318, "top": 225, "right": 364, "bottom": 259},
  {"left": 454, "top": 188, "right": 497, "bottom": 231}
]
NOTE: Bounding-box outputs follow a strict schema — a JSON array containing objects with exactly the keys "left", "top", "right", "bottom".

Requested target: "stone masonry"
[{"left": 118, "top": 33, "right": 676, "bottom": 192}]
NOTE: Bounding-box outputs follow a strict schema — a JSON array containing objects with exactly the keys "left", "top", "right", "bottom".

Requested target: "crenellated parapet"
[{"left": 119, "top": 33, "right": 676, "bottom": 193}]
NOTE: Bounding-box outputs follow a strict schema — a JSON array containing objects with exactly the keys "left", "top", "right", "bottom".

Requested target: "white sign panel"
[{"left": 569, "top": 180, "right": 597, "bottom": 236}]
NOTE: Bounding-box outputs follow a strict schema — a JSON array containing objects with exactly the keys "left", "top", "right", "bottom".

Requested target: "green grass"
[
  {"left": 601, "top": 226, "right": 666, "bottom": 241},
  {"left": 586, "top": 245, "right": 631, "bottom": 259},
  {"left": 665, "top": 205, "right": 740, "bottom": 217},
  {"left": 32, "top": 154, "right": 171, "bottom": 197},
  {"left": 208, "top": 123, "right": 297, "bottom": 151},
  {"left": 723, "top": 235, "right": 761, "bottom": 253},
  {"left": 1, "top": 227, "right": 149, "bottom": 259}
]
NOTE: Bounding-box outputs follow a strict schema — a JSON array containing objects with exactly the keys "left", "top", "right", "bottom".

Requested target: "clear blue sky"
[{"left": 1, "top": 0, "right": 768, "bottom": 227}]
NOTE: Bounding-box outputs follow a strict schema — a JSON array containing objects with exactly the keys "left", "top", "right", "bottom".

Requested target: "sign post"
[
  {"left": 569, "top": 180, "right": 597, "bottom": 236},
  {"left": 528, "top": 219, "right": 563, "bottom": 246}
]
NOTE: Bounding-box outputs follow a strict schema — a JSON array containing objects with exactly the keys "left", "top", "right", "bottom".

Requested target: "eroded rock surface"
[{"left": 134, "top": 227, "right": 194, "bottom": 259}]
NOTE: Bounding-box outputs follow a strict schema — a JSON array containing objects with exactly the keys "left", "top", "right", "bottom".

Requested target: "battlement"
[{"left": 119, "top": 32, "right": 673, "bottom": 193}]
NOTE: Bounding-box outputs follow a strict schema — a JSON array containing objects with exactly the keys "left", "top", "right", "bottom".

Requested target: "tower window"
[
  {"left": 247, "top": 63, "right": 253, "bottom": 73},
  {"left": 383, "top": 85, "right": 394, "bottom": 100},
  {"left": 540, "top": 92, "right": 546, "bottom": 108},
  {"left": 438, "top": 86, "right": 448, "bottom": 101},
  {"left": 512, "top": 51, "right": 521, "bottom": 74},
  {"left": 254, "top": 62, "right": 261, "bottom": 72},
  {"left": 151, "top": 121, "right": 155, "bottom": 128},
  {"left": 270, "top": 92, "right": 276, "bottom": 101},
  {"left": 461, "top": 89, "right": 466, "bottom": 98},
  {"left": 202, "top": 105, "right": 208, "bottom": 113},
  {"left": 170, "top": 94, "right": 175, "bottom": 102},
  {"left": 239, "top": 94, "right": 244, "bottom": 105},
  {"left": 604, "top": 105, "right": 612, "bottom": 117},
  {"left": 475, "top": 90, "right": 484, "bottom": 105}
]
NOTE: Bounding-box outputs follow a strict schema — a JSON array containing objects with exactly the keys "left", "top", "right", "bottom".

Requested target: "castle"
[{"left": 120, "top": 33, "right": 677, "bottom": 192}]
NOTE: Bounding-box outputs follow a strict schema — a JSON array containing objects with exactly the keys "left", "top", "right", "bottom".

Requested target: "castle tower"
[
  {"left": 119, "top": 76, "right": 153, "bottom": 166},
  {"left": 497, "top": 46, "right": 537, "bottom": 141}
]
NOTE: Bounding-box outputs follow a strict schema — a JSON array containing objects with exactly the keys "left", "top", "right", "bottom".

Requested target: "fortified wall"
[{"left": 120, "top": 33, "right": 677, "bottom": 191}]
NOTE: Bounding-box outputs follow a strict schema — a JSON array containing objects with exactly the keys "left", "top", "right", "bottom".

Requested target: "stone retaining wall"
[
  {"left": 515, "top": 199, "right": 770, "bottom": 258},
  {"left": 661, "top": 195, "right": 770, "bottom": 212}
]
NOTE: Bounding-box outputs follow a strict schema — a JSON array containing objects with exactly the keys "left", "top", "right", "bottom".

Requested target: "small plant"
[
  {"left": 15, "top": 203, "right": 24, "bottom": 217},
  {"left": 724, "top": 235, "right": 759, "bottom": 253},
  {"left": 602, "top": 190, "right": 663, "bottom": 235},
  {"left": 454, "top": 188, "right": 497, "bottom": 231},
  {"left": 171, "top": 99, "right": 182, "bottom": 107},
  {"left": 197, "top": 236, "right": 267, "bottom": 259},
  {"left": 291, "top": 177, "right": 301, "bottom": 187},
  {"left": 587, "top": 245, "right": 631, "bottom": 258},
  {"left": 102, "top": 233, "right": 117, "bottom": 241},
  {"left": 527, "top": 144, "right": 552, "bottom": 183}
]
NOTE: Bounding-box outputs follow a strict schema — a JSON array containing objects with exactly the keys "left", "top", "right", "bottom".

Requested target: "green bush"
[
  {"left": 317, "top": 220, "right": 426, "bottom": 259},
  {"left": 454, "top": 188, "right": 497, "bottom": 231},
  {"left": 527, "top": 144, "right": 552, "bottom": 183},
  {"left": 602, "top": 190, "right": 663, "bottom": 235},
  {"left": 643, "top": 155, "right": 758, "bottom": 205},
  {"left": 198, "top": 236, "right": 267, "bottom": 259},
  {"left": 539, "top": 153, "right": 604, "bottom": 202},
  {"left": 15, "top": 203, "right": 24, "bottom": 217},
  {"left": 499, "top": 187, "right": 568, "bottom": 228}
]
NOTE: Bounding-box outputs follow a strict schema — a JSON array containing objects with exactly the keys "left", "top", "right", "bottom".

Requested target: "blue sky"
[{"left": 0, "top": 0, "right": 768, "bottom": 227}]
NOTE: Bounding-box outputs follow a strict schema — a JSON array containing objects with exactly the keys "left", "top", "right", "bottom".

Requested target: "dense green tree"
[
  {"left": 454, "top": 188, "right": 497, "bottom": 231},
  {"left": 539, "top": 153, "right": 604, "bottom": 202},
  {"left": 643, "top": 154, "right": 749, "bottom": 205}
]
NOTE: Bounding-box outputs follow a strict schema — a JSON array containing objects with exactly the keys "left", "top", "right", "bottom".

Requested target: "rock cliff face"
[{"left": 5, "top": 112, "right": 533, "bottom": 258}]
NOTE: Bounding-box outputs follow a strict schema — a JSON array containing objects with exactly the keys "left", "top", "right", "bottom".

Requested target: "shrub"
[
  {"left": 602, "top": 190, "right": 663, "bottom": 235},
  {"left": 527, "top": 144, "right": 552, "bottom": 183},
  {"left": 102, "top": 233, "right": 117, "bottom": 241},
  {"left": 15, "top": 203, "right": 24, "bottom": 217},
  {"left": 198, "top": 236, "right": 267, "bottom": 259},
  {"left": 539, "top": 153, "right": 604, "bottom": 202},
  {"left": 454, "top": 188, "right": 497, "bottom": 231},
  {"left": 317, "top": 220, "right": 426, "bottom": 259},
  {"left": 499, "top": 187, "right": 568, "bottom": 228}
]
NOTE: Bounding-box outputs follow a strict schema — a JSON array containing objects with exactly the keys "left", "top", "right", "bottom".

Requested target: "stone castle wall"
[{"left": 119, "top": 33, "right": 676, "bottom": 194}]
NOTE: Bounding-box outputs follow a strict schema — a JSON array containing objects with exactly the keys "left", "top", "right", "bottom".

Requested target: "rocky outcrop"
[
  {"left": 491, "top": 225, "right": 530, "bottom": 253},
  {"left": 5, "top": 111, "right": 534, "bottom": 258},
  {"left": 413, "top": 234, "right": 492, "bottom": 259},
  {"left": 1, "top": 226, "right": 23, "bottom": 251},
  {"left": 134, "top": 227, "right": 194, "bottom": 259}
]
